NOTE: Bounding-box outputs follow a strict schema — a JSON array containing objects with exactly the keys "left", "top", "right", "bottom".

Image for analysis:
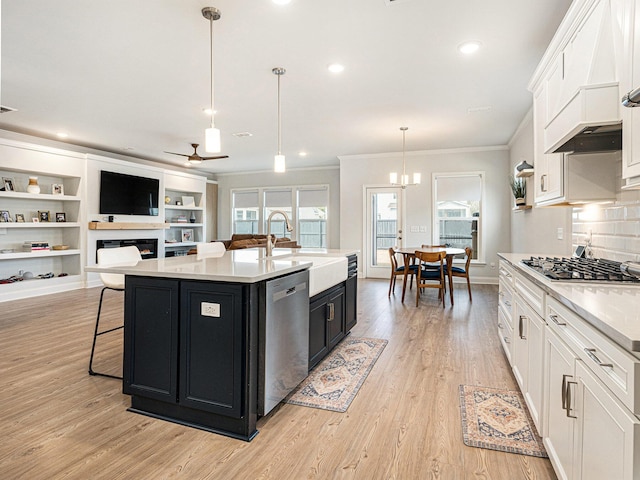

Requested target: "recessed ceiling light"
[
  {"left": 123, "top": 147, "right": 135, "bottom": 151},
  {"left": 272, "top": 0, "right": 291, "bottom": 4},
  {"left": 56, "top": 132, "right": 69, "bottom": 139},
  {"left": 232, "top": 132, "right": 253, "bottom": 137},
  {"left": 467, "top": 106, "right": 492, "bottom": 113},
  {"left": 458, "top": 41, "right": 481, "bottom": 55},
  {"left": 298, "top": 151, "right": 307, "bottom": 157},
  {"left": 327, "top": 63, "right": 345, "bottom": 74}
]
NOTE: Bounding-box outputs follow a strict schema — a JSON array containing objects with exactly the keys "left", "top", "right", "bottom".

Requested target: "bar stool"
[
  {"left": 196, "top": 241, "right": 226, "bottom": 260},
  {"left": 88, "top": 245, "right": 141, "bottom": 379}
]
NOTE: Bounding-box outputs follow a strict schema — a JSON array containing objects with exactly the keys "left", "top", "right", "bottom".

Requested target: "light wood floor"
[{"left": 0, "top": 280, "right": 556, "bottom": 480}]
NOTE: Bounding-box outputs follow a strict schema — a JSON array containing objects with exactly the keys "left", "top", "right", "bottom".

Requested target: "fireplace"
[{"left": 96, "top": 239, "right": 158, "bottom": 262}]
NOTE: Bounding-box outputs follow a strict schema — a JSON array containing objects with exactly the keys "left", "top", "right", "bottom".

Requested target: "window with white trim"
[
  {"left": 231, "top": 186, "right": 329, "bottom": 247},
  {"left": 432, "top": 173, "right": 483, "bottom": 261}
]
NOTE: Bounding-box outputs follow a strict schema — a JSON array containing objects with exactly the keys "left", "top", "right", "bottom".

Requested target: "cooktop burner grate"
[{"left": 521, "top": 256, "right": 640, "bottom": 283}]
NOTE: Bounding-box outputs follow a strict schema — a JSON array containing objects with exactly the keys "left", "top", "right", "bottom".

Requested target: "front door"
[{"left": 364, "top": 187, "right": 404, "bottom": 278}]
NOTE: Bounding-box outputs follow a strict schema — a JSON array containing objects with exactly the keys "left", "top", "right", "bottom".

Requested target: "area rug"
[
  {"left": 459, "top": 385, "right": 548, "bottom": 458},
  {"left": 285, "top": 337, "right": 388, "bottom": 412}
]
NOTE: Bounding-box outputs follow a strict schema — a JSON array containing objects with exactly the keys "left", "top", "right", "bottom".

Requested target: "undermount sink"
[{"left": 280, "top": 255, "right": 348, "bottom": 297}]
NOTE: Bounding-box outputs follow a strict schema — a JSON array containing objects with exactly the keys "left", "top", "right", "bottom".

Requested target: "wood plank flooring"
[{"left": 0, "top": 280, "right": 556, "bottom": 479}]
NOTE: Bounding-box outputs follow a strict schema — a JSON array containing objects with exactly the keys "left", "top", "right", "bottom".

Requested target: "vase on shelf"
[
  {"left": 26, "top": 177, "right": 40, "bottom": 194},
  {"left": 515, "top": 197, "right": 526, "bottom": 206},
  {"left": 189, "top": 211, "right": 196, "bottom": 223}
]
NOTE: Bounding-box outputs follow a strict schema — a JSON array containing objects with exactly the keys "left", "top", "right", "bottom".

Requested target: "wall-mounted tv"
[{"left": 99, "top": 170, "right": 159, "bottom": 216}]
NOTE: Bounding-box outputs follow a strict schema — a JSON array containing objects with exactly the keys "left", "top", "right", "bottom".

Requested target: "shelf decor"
[
  {"left": 27, "top": 177, "right": 41, "bottom": 194},
  {"left": 509, "top": 175, "right": 526, "bottom": 206}
]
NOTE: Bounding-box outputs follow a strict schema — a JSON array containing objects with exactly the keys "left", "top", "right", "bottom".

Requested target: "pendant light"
[
  {"left": 202, "top": 7, "right": 221, "bottom": 153},
  {"left": 273, "top": 67, "right": 286, "bottom": 173},
  {"left": 390, "top": 127, "right": 421, "bottom": 188}
]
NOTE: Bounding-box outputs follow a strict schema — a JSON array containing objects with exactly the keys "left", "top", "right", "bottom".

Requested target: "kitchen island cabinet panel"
[
  {"left": 123, "top": 276, "right": 180, "bottom": 402},
  {"left": 179, "top": 282, "right": 247, "bottom": 418}
]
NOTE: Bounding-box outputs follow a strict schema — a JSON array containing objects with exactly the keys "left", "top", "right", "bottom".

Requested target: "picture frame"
[
  {"left": 32, "top": 217, "right": 39, "bottom": 223},
  {"left": 15, "top": 213, "right": 25, "bottom": 223},
  {"left": 52, "top": 184, "right": 64, "bottom": 195},
  {"left": 181, "top": 196, "right": 195, "bottom": 208},
  {"left": 38, "top": 211, "right": 50, "bottom": 222},
  {"left": 55, "top": 212, "right": 66, "bottom": 223},
  {"left": 2, "top": 177, "right": 15, "bottom": 192},
  {"left": 181, "top": 228, "right": 194, "bottom": 243},
  {"left": 0, "top": 210, "right": 10, "bottom": 222}
]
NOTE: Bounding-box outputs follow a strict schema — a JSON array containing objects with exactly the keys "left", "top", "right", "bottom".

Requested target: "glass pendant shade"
[
  {"left": 274, "top": 154, "right": 286, "bottom": 173},
  {"left": 390, "top": 127, "right": 420, "bottom": 187},
  {"left": 413, "top": 172, "right": 421, "bottom": 184},
  {"left": 205, "top": 127, "right": 221, "bottom": 153},
  {"left": 389, "top": 172, "right": 398, "bottom": 184}
]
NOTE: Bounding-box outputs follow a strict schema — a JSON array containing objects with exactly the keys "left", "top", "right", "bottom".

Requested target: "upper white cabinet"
[
  {"left": 530, "top": 0, "right": 622, "bottom": 206},
  {"left": 621, "top": 0, "right": 640, "bottom": 186}
]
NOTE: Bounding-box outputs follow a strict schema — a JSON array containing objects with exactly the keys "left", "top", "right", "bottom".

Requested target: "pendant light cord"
[
  {"left": 277, "top": 73, "right": 282, "bottom": 155},
  {"left": 209, "top": 17, "right": 215, "bottom": 129}
]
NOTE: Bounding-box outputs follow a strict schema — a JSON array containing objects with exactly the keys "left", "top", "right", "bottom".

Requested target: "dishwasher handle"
[{"left": 272, "top": 282, "right": 307, "bottom": 302}]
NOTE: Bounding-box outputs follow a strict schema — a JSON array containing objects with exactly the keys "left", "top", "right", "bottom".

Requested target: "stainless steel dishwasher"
[{"left": 259, "top": 269, "right": 310, "bottom": 416}]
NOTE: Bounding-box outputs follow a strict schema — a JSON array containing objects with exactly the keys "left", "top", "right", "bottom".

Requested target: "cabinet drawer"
[
  {"left": 498, "top": 281, "right": 514, "bottom": 325},
  {"left": 547, "top": 296, "right": 640, "bottom": 415},
  {"left": 515, "top": 271, "right": 545, "bottom": 318},
  {"left": 498, "top": 307, "right": 513, "bottom": 364},
  {"left": 499, "top": 261, "right": 515, "bottom": 288}
]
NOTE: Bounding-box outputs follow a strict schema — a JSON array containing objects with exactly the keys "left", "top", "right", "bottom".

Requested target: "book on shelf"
[{"left": 23, "top": 241, "right": 50, "bottom": 252}]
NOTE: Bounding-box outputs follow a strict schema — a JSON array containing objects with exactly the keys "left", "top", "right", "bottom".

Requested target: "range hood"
[{"left": 545, "top": 82, "right": 622, "bottom": 154}]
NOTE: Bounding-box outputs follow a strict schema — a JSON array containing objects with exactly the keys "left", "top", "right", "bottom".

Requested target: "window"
[
  {"left": 433, "top": 173, "right": 483, "bottom": 261},
  {"left": 232, "top": 190, "right": 259, "bottom": 234},
  {"left": 264, "top": 189, "right": 293, "bottom": 238},
  {"left": 231, "top": 185, "right": 330, "bottom": 247},
  {"left": 297, "top": 187, "right": 328, "bottom": 248}
]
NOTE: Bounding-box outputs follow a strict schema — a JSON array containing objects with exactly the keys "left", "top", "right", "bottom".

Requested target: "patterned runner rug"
[
  {"left": 285, "top": 337, "right": 387, "bottom": 413},
  {"left": 459, "top": 385, "right": 548, "bottom": 458}
]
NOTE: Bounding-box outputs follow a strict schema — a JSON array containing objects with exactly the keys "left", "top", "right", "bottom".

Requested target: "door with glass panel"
[{"left": 365, "top": 187, "right": 404, "bottom": 278}]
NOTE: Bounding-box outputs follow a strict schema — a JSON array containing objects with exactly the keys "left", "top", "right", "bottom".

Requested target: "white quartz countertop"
[
  {"left": 86, "top": 248, "right": 358, "bottom": 284},
  {"left": 498, "top": 252, "right": 640, "bottom": 353}
]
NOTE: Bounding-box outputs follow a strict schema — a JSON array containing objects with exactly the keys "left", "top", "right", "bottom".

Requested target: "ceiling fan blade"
[
  {"left": 164, "top": 151, "right": 190, "bottom": 157},
  {"left": 201, "top": 155, "right": 229, "bottom": 160}
]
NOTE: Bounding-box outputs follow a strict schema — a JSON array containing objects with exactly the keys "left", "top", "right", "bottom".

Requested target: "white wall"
[
  {"left": 214, "top": 167, "right": 341, "bottom": 247},
  {"left": 508, "top": 110, "right": 572, "bottom": 256},
  {"left": 339, "top": 146, "right": 513, "bottom": 282}
]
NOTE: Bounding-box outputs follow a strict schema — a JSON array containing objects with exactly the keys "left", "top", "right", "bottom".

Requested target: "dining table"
[{"left": 394, "top": 246, "right": 466, "bottom": 305}]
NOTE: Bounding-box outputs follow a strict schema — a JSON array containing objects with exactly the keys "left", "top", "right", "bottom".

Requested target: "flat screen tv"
[{"left": 99, "top": 170, "right": 159, "bottom": 216}]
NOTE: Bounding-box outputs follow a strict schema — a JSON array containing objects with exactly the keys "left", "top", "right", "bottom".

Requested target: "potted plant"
[{"left": 509, "top": 175, "right": 526, "bottom": 206}]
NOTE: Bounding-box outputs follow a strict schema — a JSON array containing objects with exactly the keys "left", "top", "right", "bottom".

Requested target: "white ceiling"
[{"left": 1, "top": 0, "right": 573, "bottom": 175}]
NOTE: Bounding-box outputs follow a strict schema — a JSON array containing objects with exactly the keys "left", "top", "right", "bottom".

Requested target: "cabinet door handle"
[
  {"left": 566, "top": 380, "right": 578, "bottom": 419},
  {"left": 327, "top": 302, "right": 335, "bottom": 321},
  {"left": 561, "top": 374, "right": 570, "bottom": 409},
  {"left": 518, "top": 315, "right": 527, "bottom": 339},
  {"left": 504, "top": 300, "right": 511, "bottom": 307},
  {"left": 499, "top": 291, "right": 504, "bottom": 297},
  {"left": 498, "top": 322, "right": 504, "bottom": 330},
  {"left": 584, "top": 348, "right": 614, "bottom": 368},
  {"left": 550, "top": 314, "right": 566, "bottom": 326},
  {"left": 504, "top": 336, "right": 510, "bottom": 344},
  {"left": 541, "top": 174, "right": 547, "bottom": 192}
]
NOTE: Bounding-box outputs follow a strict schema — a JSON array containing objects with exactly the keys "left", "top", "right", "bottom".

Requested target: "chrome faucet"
[{"left": 266, "top": 210, "right": 293, "bottom": 257}]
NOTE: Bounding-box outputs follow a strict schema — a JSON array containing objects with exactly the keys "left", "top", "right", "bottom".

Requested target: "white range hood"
[{"left": 544, "top": 82, "right": 621, "bottom": 154}]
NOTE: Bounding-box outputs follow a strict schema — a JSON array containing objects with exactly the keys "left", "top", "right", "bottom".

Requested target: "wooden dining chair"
[
  {"left": 388, "top": 247, "right": 419, "bottom": 297},
  {"left": 445, "top": 246, "right": 473, "bottom": 301},
  {"left": 414, "top": 250, "right": 446, "bottom": 307},
  {"left": 419, "top": 244, "right": 447, "bottom": 269}
]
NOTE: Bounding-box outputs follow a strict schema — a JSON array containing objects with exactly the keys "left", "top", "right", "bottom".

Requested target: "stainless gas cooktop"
[{"left": 521, "top": 256, "right": 640, "bottom": 283}]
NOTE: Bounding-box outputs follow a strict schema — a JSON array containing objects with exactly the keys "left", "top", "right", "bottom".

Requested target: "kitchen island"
[{"left": 87, "top": 248, "right": 358, "bottom": 441}]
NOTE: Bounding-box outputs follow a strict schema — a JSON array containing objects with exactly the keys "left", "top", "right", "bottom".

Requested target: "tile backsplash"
[{"left": 572, "top": 188, "right": 640, "bottom": 262}]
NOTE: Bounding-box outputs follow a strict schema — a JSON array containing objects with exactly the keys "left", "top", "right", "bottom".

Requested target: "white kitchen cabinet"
[
  {"left": 512, "top": 272, "right": 546, "bottom": 434},
  {"left": 573, "top": 360, "right": 640, "bottom": 480},
  {"left": 163, "top": 172, "right": 207, "bottom": 257},
  {"left": 498, "top": 261, "right": 515, "bottom": 361},
  {"left": 544, "top": 327, "right": 577, "bottom": 480},
  {"left": 533, "top": 85, "right": 565, "bottom": 205},
  {"left": 621, "top": 0, "right": 640, "bottom": 187}
]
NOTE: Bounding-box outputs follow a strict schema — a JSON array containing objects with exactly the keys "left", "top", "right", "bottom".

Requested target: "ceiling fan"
[{"left": 164, "top": 143, "right": 228, "bottom": 165}]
